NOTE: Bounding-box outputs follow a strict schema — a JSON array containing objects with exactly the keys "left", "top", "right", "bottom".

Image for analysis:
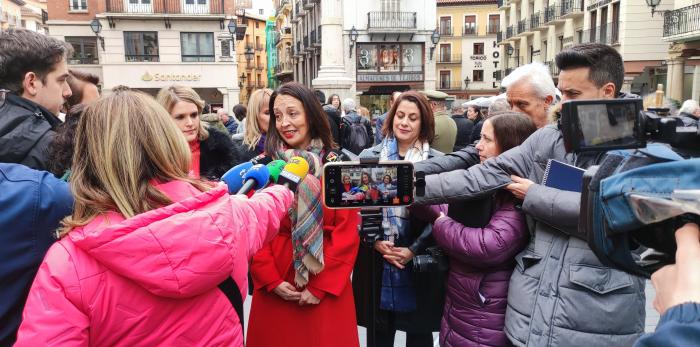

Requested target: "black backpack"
[{"left": 341, "top": 115, "right": 371, "bottom": 155}]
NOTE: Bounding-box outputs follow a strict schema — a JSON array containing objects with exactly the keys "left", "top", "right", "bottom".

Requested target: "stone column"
[
  {"left": 312, "top": 0, "right": 354, "bottom": 99},
  {"left": 666, "top": 57, "right": 684, "bottom": 102},
  {"left": 220, "top": 87, "right": 240, "bottom": 110}
]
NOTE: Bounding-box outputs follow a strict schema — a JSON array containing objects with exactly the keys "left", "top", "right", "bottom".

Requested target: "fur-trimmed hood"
[{"left": 199, "top": 127, "right": 242, "bottom": 180}]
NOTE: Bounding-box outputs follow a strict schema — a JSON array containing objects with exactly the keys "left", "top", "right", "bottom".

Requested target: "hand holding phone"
[{"left": 323, "top": 161, "right": 415, "bottom": 209}]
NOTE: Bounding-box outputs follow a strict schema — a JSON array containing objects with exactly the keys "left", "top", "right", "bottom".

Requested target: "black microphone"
[{"left": 250, "top": 154, "right": 274, "bottom": 166}]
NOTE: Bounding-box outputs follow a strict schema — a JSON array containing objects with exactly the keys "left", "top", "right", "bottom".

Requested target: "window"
[
  {"left": 69, "top": 0, "right": 87, "bottom": 11},
  {"left": 124, "top": 31, "right": 159, "bottom": 62},
  {"left": 488, "top": 15, "right": 499, "bottom": 33},
  {"left": 356, "top": 43, "right": 423, "bottom": 73},
  {"left": 259, "top": 9, "right": 264, "bottom": 15},
  {"left": 65, "top": 36, "right": 98, "bottom": 64},
  {"left": 439, "top": 16, "right": 452, "bottom": 36},
  {"left": 611, "top": 2, "right": 620, "bottom": 43},
  {"left": 221, "top": 40, "right": 231, "bottom": 57},
  {"left": 439, "top": 44, "right": 451, "bottom": 62},
  {"left": 181, "top": 32, "right": 214, "bottom": 62},
  {"left": 473, "top": 70, "right": 484, "bottom": 82},
  {"left": 464, "top": 15, "right": 476, "bottom": 35},
  {"left": 473, "top": 42, "right": 484, "bottom": 55},
  {"left": 185, "top": 0, "right": 207, "bottom": 4},
  {"left": 440, "top": 71, "right": 451, "bottom": 89}
]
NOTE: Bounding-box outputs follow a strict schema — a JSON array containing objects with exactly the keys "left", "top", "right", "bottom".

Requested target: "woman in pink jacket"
[{"left": 14, "top": 89, "right": 294, "bottom": 346}]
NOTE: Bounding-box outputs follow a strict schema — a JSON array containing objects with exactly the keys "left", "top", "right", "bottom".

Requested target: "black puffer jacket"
[
  {"left": 0, "top": 92, "right": 61, "bottom": 170},
  {"left": 199, "top": 127, "right": 242, "bottom": 180}
]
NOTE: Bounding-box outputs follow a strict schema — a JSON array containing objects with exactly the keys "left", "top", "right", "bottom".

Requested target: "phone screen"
[{"left": 323, "top": 161, "right": 414, "bottom": 208}]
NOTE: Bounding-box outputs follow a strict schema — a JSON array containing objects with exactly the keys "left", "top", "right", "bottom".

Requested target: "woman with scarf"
[
  {"left": 232, "top": 89, "right": 272, "bottom": 163},
  {"left": 354, "top": 91, "right": 446, "bottom": 347},
  {"left": 246, "top": 83, "right": 361, "bottom": 347}
]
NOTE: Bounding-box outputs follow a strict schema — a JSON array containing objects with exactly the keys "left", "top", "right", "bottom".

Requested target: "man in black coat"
[
  {"left": 314, "top": 89, "right": 341, "bottom": 145},
  {"left": 450, "top": 99, "right": 474, "bottom": 151},
  {"left": 0, "top": 29, "right": 73, "bottom": 170}
]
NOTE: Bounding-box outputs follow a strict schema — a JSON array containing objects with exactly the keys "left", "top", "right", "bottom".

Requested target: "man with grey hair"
[
  {"left": 340, "top": 98, "right": 373, "bottom": 155},
  {"left": 217, "top": 108, "right": 238, "bottom": 135},
  {"left": 451, "top": 99, "right": 474, "bottom": 151},
  {"left": 678, "top": 99, "right": 700, "bottom": 126},
  {"left": 501, "top": 62, "right": 558, "bottom": 128}
]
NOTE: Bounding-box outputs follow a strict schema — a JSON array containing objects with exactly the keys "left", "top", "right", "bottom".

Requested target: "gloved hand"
[{"left": 408, "top": 204, "right": 448, "bottom": 223}]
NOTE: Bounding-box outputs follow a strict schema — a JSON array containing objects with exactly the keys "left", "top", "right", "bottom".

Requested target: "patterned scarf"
[
  {"left": 378, "top": 136, "right": 430, "bottom": 312},
  {"left": 274, "top": 139, "right": 325, "bottom": 287}
]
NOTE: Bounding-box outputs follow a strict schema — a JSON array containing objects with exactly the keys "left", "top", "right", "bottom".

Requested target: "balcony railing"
[
  {"left": 105, "top": 0, "right": 224, "bottom": 15},
  {"left": 545, "top": 61, "right": 560, "bottom": 76},
  {"left": 517, "top": 19, "right": 529, "bottom": 34},
  {"left": 437, "top": 53, "right": 461, "bottom": 63},
  {"left": 276, "top": 60, "right": 294, "bottom": 75},
  {"left": 582, "top": 23, "right": 619, "bottom": 45},
  {"left": 663, "top": 3, "right": 700, "bottom": 38},
  {"left": 437, "top": 82, "right": 463, "bottom": 90},
  {"left": 463, "top": 25, "right": 477, "bottom": 36},
  {"left": 506, "top": 25, "right": 514, "bottom": 38},
  {"left": 440, "top": 26, "right": 454, "bottom": 36},
  {"left": 560, "top": 0, "right": 584, "bottom": 17},
  {"left": 487, "top": 24, "right": 500, "bottom": 34},
  {"left": 368, "top": 11, "right": 417, "bottom": 29},
  {"left": 530, "top": 13, "right": 542, "bottom": 29},
  {"left": 544, "top": 5, "right": 560, "bottom": 23},
  {"left": 497, "top": 31, "right": 503, "bottom": 42}
]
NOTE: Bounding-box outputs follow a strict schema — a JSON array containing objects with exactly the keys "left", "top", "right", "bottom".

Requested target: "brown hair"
[
  {"left": 265, "top": 82, "right": 337, "bottom": 154},
  {"left": 65, "top": 69, "right": 100, "bottom": 110},
  {"left": 48, "top": 104, "right": 86, "bottom": 177},
  {"left": 487, "top": 112, "right": 537, "bottom": 153},
  {"left": 382, "top": 90, "right": 435, "bottom": 144}
]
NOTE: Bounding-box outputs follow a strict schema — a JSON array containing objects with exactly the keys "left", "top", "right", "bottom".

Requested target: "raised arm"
[{"left": 413, "top": 144, "right": 480, "bottom": 175}]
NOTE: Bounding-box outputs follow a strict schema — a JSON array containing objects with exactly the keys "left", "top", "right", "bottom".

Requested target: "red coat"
[{"left": 247, "top": 207, "right": 361, "bottom": 347}]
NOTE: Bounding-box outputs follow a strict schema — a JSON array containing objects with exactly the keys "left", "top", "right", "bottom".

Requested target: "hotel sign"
[{"left": 141, "top": 71, "right": 202, "bottom": 82}]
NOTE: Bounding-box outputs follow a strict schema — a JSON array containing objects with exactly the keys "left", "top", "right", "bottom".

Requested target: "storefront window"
[
  {"left": 378, "top": 44, "right": 400, "bottom": 72},
  {"left": 402, "top": 43, "right": 422, "bottom": 72},
  {"left": 357, "top": 44, "right": 377, "bottom": 71},
  {"left": 356, "top": 43, "right": 423, "bottom": 74}
]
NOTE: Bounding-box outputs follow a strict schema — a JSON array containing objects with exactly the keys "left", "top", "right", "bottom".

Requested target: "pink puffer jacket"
[{"left": 15, "top": 181, "right": 293, "bottom": 347}]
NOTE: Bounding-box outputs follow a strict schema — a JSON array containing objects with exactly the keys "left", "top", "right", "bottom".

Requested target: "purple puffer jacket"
[{"left": 433, "top": 194, "right": 529, "bottom": 347}]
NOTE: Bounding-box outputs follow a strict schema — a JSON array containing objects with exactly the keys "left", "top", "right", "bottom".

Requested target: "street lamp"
[
  {"left": 645, "top": 0, "right": 662, "bottom": 17},
  {"left": 238, "top": 73, "right": 247, "bottom": 88},
  {"left": 506, "top": 45, "right": 514, "bottom": 56},
  {"left": 244, "top": 47, "right": 255, "bottom": 62},
  {"left": 227, "top": 18, "right": 236, "bottom": 36},
  {"left": 429, "top": 28, "right": 440, "bottom": 60},
  {"left": 348, "top": 26, "right": 359, "bottom": 58},
  {"left": 89, "top": 18, "right": 105, "bottom": 51},
  {"left": 464, "top": 76, "right": 470, "bottom": 90}
]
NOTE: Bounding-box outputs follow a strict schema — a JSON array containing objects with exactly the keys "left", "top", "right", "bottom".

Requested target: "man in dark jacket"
[
  {"left": 0, "top": 29, "right": 73, "bottom": 170},
  {"left": 450, "top": 99, "right": 473, "bottom": 151},
  {"left": 0, "top": 163, "right": 73, "bottom": 345},
  {"left": 375, "top": 91, "right": 402, "bottom": 145},
  {"left": 414, "top": 43, "right": 647, "bottom": 347},
  {"left": 340, "top": 98, "right": 373, "bottom": 155}
]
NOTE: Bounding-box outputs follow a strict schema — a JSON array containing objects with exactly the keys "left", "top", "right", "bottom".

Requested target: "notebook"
[{"left": 542, "top": 159, "right": 586, "bottom": 193}]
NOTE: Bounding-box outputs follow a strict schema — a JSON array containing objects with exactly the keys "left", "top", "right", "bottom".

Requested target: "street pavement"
[{"left": 243, "top": 280, "right": 660, "bottom": 346}]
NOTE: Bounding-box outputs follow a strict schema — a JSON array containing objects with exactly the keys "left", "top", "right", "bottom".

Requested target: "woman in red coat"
[{"left": 247, "top": 83, "right": 360, "bottom": 347}]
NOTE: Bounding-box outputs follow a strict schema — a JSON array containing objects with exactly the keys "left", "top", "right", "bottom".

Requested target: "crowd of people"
[{"left": 1, "top": 27, "right": 699, "bottom": 347}]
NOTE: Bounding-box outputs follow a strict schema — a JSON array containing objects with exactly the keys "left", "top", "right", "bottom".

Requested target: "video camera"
[{"left": 559, "top": 98, "right": 700, "bottom": 277}]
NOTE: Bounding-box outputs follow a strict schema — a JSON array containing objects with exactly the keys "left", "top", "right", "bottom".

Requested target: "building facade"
[
  {"left": 437, "top": 0, "right": 500, "bottom": 99},
  {"left": 272, "top": 0, "right": 294, "bottom": 86},
  {"left": 1, "top": 0, "right": 47, "bottom": 33},
  {"left": 496, "top": 0, "right": 669, "bottom": 96},
  {"left": 266, "top": 18, "right": 278, "bottom": 89},
  {"left": 662, "top": 0, "right": 700, "bottom": 102},
  {"left": 235, "top": 11, "right": 268, "bottom": 105},
  {"left": 47, "top": 0, "right": 240, "bottom": 111}
]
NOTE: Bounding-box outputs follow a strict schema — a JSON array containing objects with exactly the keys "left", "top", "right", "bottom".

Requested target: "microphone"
[
  {"left": 277, "top": 156, "right": 310, "bottom": 192},
  {"left": 236, "top": 164, "right": 270, "bottom": 195},
  {"left": 221, "top": 161, "right": 254, "bottom": 194},
  {"left": 250, "top": 154, "right": 274, "bottom": 166},
  {"left": 266, "top": 160, "right": 287, "bottom": 184}
]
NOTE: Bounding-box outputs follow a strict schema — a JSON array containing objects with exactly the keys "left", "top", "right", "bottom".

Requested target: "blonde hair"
[
  {"left": 243, "top": 88, "right": 273, "bottom": 150},
  {"left": 358, "top": 106, "right": 370, "bottom": 118},
  {"left": 156, "top": 85, "right": 209, "bottom": 141},
  {"left": 59, "top": 89, "right": 211, "bottom": 237}
]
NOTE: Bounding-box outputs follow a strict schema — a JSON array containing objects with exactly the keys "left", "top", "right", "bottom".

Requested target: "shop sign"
[
  {"left": 357, "top": 72, "right": 424, "bottom": 83},
  {"left": 470, "top": 55, "right": 487, "bottom": 60},
  {"left": 142, "top": 71, "right": 202, "bottom": 82}
]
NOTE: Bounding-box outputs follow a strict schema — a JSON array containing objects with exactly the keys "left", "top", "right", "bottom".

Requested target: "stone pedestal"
[
  {"left": 692, "top": 65, "right": 700, "bottom": 101},
  {"left": 666, "top": 57, "right": 685, "bottom": 102}
]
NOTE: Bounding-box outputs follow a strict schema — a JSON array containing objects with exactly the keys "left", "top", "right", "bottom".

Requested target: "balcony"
[
  {"left": 303, "top": 0, "right": 313, "bottom": 10},
  {"left": 663, "top": 3, "right": 700, "bottom": 41},
  {"left": 559, "top": 0, "right": 584, "bottom": 18},
  {"left": 517, "top": 19, "right": 530, "bottom": 35},
  {"left": 276, "top": 0, "right": 291, "bottom": 15},
  {"left": 463, "top": 25, "right": 477, "bottom": 36},
  {"left": 256, "top": 64, "right": 264, "bottom": 71},
  {"left": 276, "top": 59, "right": 294, "bottom": 76},
  {"left": 530, "top": 12, "right": 543, "bottom": 30},
  {"left": 487, "top": 24, "right": 500, "bottom": 35},
  {"left": 368, "top": 11, "right": 417, "bottom": 31},
  {"left": 105, "top": 0, "right": 225, "bottom": 16},
  {"left": 437, "top": 81, "right": 464, "bottom": 91},
  {"left": 498, "top": 0, "right": 508, "bottom": 9},
  {"left": 440, "top": 26, "right": 454, "bottom": 36},
  {"left": 544, "top": 5, "right": 561, "bottom": 23},
  {"left": 545, "top": 61, "right": 560, "bottom": 77},
  {"left": 437, "top": 53, "right": 461, "bottom": 64},
  {"left": 581, "top": 23, "right": 619, "bottom": 45},
  {"left": 506, "top": 25, "right": 514, "bottom": 39}
]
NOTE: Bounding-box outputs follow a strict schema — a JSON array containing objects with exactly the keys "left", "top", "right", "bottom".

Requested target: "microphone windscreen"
[
  {"left": 285, "top": 156, "right": 310, "bottom": 178},
  {"left": 242, "top": 164, "right": 270, "bottom": 190},
  {"left": 266, "top": 160, "right": 287, "bottom": 183},
  {"left": 221, "top": 161, "right": 254, "bottom": 194},
  {"left": 250, "top": 154, "right": 273, "bottom": 166}
]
